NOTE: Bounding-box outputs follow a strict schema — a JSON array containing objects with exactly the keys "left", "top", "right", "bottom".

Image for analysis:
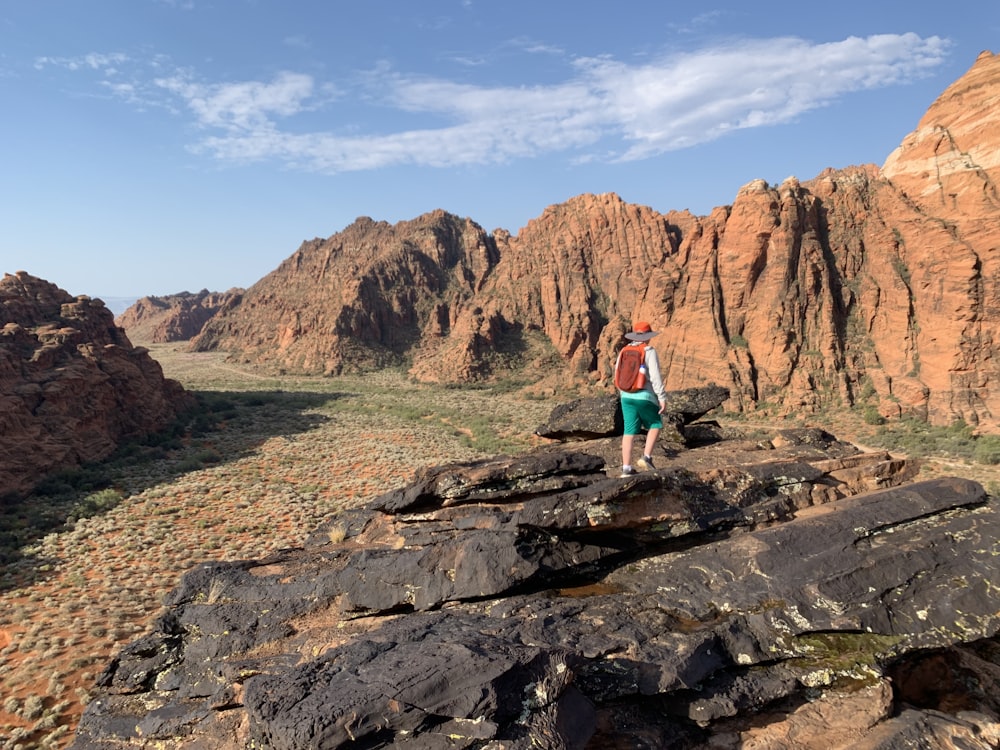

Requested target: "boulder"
[{"left": 534, "top": 384, "right": 730, "bottom": 442}]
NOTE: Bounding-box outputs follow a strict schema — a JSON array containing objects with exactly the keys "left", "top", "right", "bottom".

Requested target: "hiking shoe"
[
  {"left": 636, "top": 455, "right": 655, "bottom": 471},
  {"left": 620, "top": 466, "right": 636, "bottom": 477}
]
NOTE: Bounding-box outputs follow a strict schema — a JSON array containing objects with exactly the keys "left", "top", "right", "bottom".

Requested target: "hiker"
[{"left": 614, "top": 321, "right": 667, "bottom": 477}]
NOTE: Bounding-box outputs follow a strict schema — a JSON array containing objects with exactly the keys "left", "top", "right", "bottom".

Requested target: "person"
[{"left": 615, "top": 321, "right": 667, "bottom": 477}]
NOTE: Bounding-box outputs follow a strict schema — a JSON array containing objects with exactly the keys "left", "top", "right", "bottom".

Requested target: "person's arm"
[{"left": 645, "top": 347, "right": 668, "bottom": 411}]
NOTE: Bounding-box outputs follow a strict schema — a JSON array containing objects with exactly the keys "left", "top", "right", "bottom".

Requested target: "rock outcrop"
[
  {"left": 71, "top": 396, "right": 1000, "bottom": 749},
  {"left": 115, "top": 288, "right": 243, "bottom": 345},
  {"left": 0, "top": 271, "right": 193, "bottom": 498},
  {"left": 192, "top": 212, "right": 502, "bottom": 377},
  {"left": 187, "top": 52, "right": 1000, "bottom": 428},
  {"left": 533, "top": 384, "right": 731, "bottom": 442}
]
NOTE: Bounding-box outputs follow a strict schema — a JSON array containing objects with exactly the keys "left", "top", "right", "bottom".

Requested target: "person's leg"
[
  {"left": 642, "top": 427, "right": 660, "bottom": 460},
  {"left": 620, "top": 398, "right": 640, "bottom": 474},
  {"left": 622, "top": 433, "right": 635, "bottom": 467},
  {"left": 635, "top": 401, "right": 662, "bottom": 470}
]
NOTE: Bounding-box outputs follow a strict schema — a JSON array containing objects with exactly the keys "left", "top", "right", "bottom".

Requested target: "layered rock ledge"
[{"left": 72, "top": 394, "right": 1000, "bottom": 749}]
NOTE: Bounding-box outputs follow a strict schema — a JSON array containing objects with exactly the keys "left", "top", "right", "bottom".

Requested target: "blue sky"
[{"left": 1, "top": 1, "right": 997, "bottom": 301}]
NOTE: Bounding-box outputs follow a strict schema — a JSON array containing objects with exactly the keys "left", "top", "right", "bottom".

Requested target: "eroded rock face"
[
  {"left": 191, "top": 211, "right": 502, "bottom": 377},
  {"left": 649, "top": 49, "right": 1000, "bottom": 428},
  {"left": 183, "top": 52, "right": 1000, "bottom": 427},
  {"left": 115, "top": 289, "right": 243, "bottom": 345},
  {"left": 0, "top": 272, "right": 193, "bottom": 498},
  {"left": 71, "top": 417, "right": 1000, "bottom": 749}
]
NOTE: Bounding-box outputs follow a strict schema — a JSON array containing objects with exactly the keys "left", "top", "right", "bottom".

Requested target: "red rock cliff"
[
  {"left": 193, "top": 52, "right": 1000, "bottom": 427},
  {"left": 0, "top": 272, "right": 193, "bottom": 498}
]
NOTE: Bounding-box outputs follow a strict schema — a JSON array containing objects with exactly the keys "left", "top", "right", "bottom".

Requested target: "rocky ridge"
[
  {"left": 181, "top": 51, "right": 1000, "bottom": 428},
  {"left": 115, "top": 288, "right": 243, "bottom": 346},
  {"left": 71, "top": 389, "right": 1000, "bottom": 749},
  {"left": 191, "top": 211, "right": 501, "bottom": 378},
  {"left": 0, "top": 271, "right": 193, "bottom": 498}
]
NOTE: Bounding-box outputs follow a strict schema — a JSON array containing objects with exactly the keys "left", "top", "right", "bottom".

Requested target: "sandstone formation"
[
  {"left": 71, "top": 394, "right": 1000, "bottom": 749},
  {"left": 192, "top": 212, "right": 502, "bottom": 378},
  {"left": 0, "top": 271, "right": 193, "bottom": 498},
  {"left": 116, "top": 289, "right": 243, "bottom": 346},
  {"left": 189, "top": 52, "right": 1000, "bottom": 428}
]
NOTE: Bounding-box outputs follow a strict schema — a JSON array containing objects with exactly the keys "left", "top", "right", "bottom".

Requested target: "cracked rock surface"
[{"left": 71, "top": 406, "right": 1000, "bottom": 749}]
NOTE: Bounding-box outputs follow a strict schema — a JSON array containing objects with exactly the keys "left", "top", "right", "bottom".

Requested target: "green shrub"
[
  {"left": 867, "top": 417, "right": 1000, "bottom": 466},
  {"left": 70, "top": 488, "right": 124, "bottom": 520},
  {"left": 174, "top": 458, "right": 205, "bottom": 473},
  {"left": 22, "top": 695, "right": 44, "bottom": 721},
  {"left": 857, "top": 378, "right": 877, "bottom": 402},
  {"left": 862, "top": 405, "right": 885, "bottom": 425},
  {"left": 974, "top": 435, "right": 1000, "bottom": 465},
  {"left": 191, "top": 449, "right": 222, "bottom": 465}
]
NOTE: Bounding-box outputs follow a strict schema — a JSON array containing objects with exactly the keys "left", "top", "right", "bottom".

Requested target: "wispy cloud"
[
  {"left": 576, "top": 33, "right": 950, "bottom": 160},
  {"left": 283, "top": 34, "right": 311, "bottom": 50},
  {"left": 506, "top": 36, "right": 566, "bottom": 57},
  {"left": 152, "top": 0, "right": 196, "bottom": 9},
  {"left": 37, "top": 32, "right": 949, "bottom": 172},
  {"left": 35, "top": 52, "right": 129, "bottom": 73},
  {"left": 154, "top": 71, "right": 317, "bottom": 130}
]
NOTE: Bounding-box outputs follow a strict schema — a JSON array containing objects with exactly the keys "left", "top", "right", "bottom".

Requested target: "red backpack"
[{"left": 614, "top": 344, "right": 649, "bottom": 392}]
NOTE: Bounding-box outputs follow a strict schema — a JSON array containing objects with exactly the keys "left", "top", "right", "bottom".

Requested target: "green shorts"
[{"left": 621, "top": 395, "right": 663, "bottom": 435}]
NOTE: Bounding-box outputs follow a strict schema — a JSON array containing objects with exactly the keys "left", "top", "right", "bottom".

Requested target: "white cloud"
[
  {"left": 506, "top": 36, "right": 566, "bottom": 57},
  {"left": 43, "top": 33, "right": 950, "bottom": 172},
  {"left": 154, "top": 71, "right": 315, "bottom": 131},
  {"left": 574, "top": 33, "right": 949, "bottom": 160},
  {"left": 35, "top": 52, "right": 129, "bottom": 72}
]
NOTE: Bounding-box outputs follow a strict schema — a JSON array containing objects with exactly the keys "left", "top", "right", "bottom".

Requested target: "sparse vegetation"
[
  {"left": 0, "top": 344, "right": 561, "bottom": 749},
  {"left": 974, "top": 435, "right": 1000, "bottom": 465},
  {"left": 789, "top": 631, "right": 905, "bottom": 688},
  {"left": 866, "top": 417, "right": 979, "bottom": 459},
  {"left": 327, "top": 525, "right": 347, "bottom": 544},
  {"left": 892, "top": 255, "right": 912, "bottom": 286},
  {"left": 22, "top": 695, "right": 44, "bottom": 721},
  {"left": 862, "top": 405, "right": 886, "bottom": 425}
]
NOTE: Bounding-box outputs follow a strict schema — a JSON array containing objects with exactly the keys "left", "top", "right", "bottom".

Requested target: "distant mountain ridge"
[
  {"left": 116, "top": 288, "right": 243, "bottom": 345},
  {"left": 99, "top": 296, "right": 140, "bottom": 316},
  {"left": 121, "top": 51, "right": 1000, "bottom": 428}
]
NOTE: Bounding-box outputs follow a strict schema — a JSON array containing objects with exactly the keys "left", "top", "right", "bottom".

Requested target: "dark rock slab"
[
  {"left": 533, "top": 394, "right": 622, "bottom": 440},
  {"left": 660, "top": 384, "right": 732, "bottom": 422},
  {"left": 71, "top": 427, "right": 1000, "bottom": 749},
  {"left": 372, "top": 450, "right": 608, "bottom": 512},
  {"left": 533, "top": 384, "right": 730, "bottom": 441}
]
